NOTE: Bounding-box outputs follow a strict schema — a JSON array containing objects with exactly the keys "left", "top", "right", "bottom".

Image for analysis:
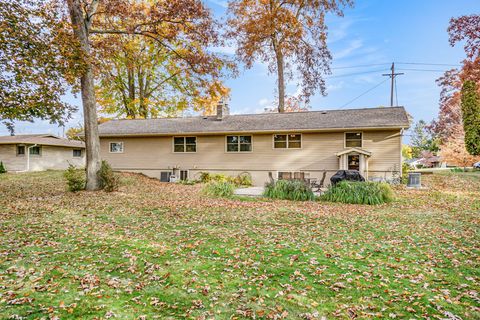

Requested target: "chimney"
[{"left": 216, "top": 99, "right": 229, "bottom": 120}]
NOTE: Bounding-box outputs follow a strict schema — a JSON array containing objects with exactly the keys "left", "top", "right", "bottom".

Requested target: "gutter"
[
  {"left": 19, "top": 144, "right": 38, "bottom": 172},
  {"left": 96, "top": 126, "right": 411, "bottom": 138}
]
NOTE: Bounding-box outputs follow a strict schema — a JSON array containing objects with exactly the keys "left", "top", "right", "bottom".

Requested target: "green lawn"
[{"left": 0, "top": 171, "right": 479, "bottom": 319}]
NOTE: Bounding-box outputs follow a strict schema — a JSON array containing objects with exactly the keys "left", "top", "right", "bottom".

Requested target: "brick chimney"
[{"left": 216, "top": 100, "right": 229, "bottom": 120}]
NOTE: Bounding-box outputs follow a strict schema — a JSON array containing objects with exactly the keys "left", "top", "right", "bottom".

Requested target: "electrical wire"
[
  {"left": 395, "top": 62, "right": 461, "bottom": 67},
  {"left": 328, "top": 69, "right": 390, "bottom": 79},
  {"left": 396, "top": 68, "right": 450, "bottom": 72},
  {"left": 331, "top": 63, "right": 391, "bottom": 70},
  {"left": 339, "top": 78, "right": 389, "bottom": 109}
]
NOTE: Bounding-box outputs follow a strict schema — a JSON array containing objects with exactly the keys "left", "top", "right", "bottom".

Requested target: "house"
[
  {"left": 97, "top": 105, "right": 410, "bottom": 186},
  {"left": 0, "top": 134, "right": 85, "bottom": 172}
]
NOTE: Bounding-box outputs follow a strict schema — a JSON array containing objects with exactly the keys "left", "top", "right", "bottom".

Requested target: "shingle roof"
[
  {"left": 0, "top": 134, "right": 85, "bottom": 148},
  {"left": 98, "top": 106, "right": 410, "bottom": 136}
]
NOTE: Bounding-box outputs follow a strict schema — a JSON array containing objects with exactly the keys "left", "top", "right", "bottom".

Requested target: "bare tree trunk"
[
  {"left": 138, "top": 67, "right": 147, "bottom": 118},
  {"left": 67, "top": 0, "right": 101, "bottom": 190},
  {"left": 275, "top": 47, "right": 285, "bottom": 113}
]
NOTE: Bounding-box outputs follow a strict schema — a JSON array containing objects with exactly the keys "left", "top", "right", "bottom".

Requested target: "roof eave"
[{"left": 98, "top": 125, "right": 409, "bottom": 138}]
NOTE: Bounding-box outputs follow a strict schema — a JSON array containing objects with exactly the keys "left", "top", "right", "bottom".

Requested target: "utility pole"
[{"left": 382, "top": 62, "right": 404, "bottom": 106}]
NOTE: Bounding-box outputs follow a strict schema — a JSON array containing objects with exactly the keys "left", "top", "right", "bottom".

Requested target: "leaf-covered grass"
[
  {"left": 0, "top": 171, "right": 479, "bottom": 319},
  {"left": 321, "top": 181, "right": 394, "bottom": 205}
]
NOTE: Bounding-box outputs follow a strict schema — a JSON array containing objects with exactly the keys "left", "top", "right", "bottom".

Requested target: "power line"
[
  {"left": 328, "top": 69, "right": 390, "bottom": 79},
  {"left": 396, "top": 62, "right": 461, "bottom": 67},
  {"left": 396, "top": 68, "right": 449, "bottom": 72},
  {"left": 339, "top": 78, "right": 389, "bottom": 109},
  {"left": 331, "top": 63, "right": 391, "bottom": 70}
]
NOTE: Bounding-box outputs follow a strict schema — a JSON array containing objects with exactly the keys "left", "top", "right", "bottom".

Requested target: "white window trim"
[
  {"left": 109, "top": 142, "right": 124, "bottom": 153},
  {"left": 16, "top": 144, "right": 26, "bottom": 157},
  {"left": 344, "top": 132, "right": 363, "bottom": 148},
  {"left": 272, "top": 133, "right": 302, "bottom": 149},
  {"left": 225, "top": 135, "right": 253, "bottom": 153},
  {"left": 29, "top": 145, "right": 42, "bottom": 157},
  {"left": 172, "top": 136, "right": 197, "bottom": 153}
]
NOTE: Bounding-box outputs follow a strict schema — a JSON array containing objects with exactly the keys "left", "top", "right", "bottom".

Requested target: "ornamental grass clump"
[
  {"left": 263, "top": 179, "right": 315, "bottom": 201},
  {"left": 321, "top": 181, "right": 394, "bottom": 205},
  {"left": 202, "top": 181, "right": 235, "bottom": 198}
]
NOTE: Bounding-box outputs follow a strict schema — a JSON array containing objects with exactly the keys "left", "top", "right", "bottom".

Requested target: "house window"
[
  {"left": 180, "top": 170, "right": 188, "bottom": 181},
  {"left": 17, "top": 145, "right": 25, "bottom": 155},
  {"left": 73, "top": 149, "right": 82, "bottom": 157},
  {"left": 274, "top": 134, "right": 302, "bottom": 149},
  {"left": 29, "top": 146, "right": 41, "bottom": 155},
  {"left": 110, "top": 142, "right": 124, "bottom": 153},
  {"left": 173, "top": 137, "right": 196, "bottom": 153},
  {"left": 345, "top": 132, "right": 362, "bottom": 148},
  {"left": 226, "top": 135, "right": 252, "bottom": 152}
]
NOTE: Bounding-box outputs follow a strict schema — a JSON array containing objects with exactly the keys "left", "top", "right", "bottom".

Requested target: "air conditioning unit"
[{"left": 160, "top": 171, "right": 172, "bottom": 182}]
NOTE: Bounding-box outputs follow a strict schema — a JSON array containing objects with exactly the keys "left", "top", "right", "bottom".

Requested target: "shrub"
[
  {"left": 450, "top": 167, "right": 465, "bottom": 173},
  {"left": 64, "top": 164, "right": 85, "bottom": 192},
  {"left": 178, "top": 179, "right": 197, "bottom": 185},
  {"left": 202, "top": 181, "right": 235, "bottom": 198},
  {"left": 0, "top": 161, "right": 6, "bottom": 174},
  {"left": 321, "top": 181, "right": 394, "bottom": 205},
  {"left": 233, "top": 172, "right": 253, "bottom": 186},
  {"left": 401, "top": 162, "right": 410, "bottom": 184},
  {"left": 199, "top": 172, "right": 212, "bottom": 183},
  {"left": 263, "top": 179, "right": 315, "bottom": 201},
  {"left": 98, "top": 160, "right": 119, "bottom": 192},
  {"left": 199, "top": 171, "right": 253, "bottom": 186}
]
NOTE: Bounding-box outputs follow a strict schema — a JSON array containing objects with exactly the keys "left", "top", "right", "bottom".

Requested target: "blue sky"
[{"left": 2, "top": 0, "right": 479, "bottom": 136}]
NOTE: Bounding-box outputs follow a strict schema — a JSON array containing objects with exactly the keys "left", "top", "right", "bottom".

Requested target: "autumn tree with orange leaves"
[
  {"left": 431, "top": 14, "right": 480, "bottom": 166},
  {"left": 1, "top": 0, "right": 230, "bottom": 190},
  {"left": 226, "top": 0, "right": 353, "bottom": 113}
]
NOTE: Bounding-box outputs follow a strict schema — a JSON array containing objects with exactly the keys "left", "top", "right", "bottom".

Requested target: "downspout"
[{"left": 26, "top": 144, "right": 38, "bottom": 172}]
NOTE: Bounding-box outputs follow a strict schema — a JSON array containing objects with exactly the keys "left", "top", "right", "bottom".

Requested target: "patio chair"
[{"left": 311, "top": 171, "right": 327, "bottom": 192}]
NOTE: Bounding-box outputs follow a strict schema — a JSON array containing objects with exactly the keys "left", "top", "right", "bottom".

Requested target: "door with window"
[{"left": 348, "top": 154, "right": 360, "bottom": 171}]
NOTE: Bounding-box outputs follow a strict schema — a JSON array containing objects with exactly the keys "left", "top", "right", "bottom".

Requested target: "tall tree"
[
  {"left": 0, "top": 0, "right": 82, "bottom": 133},
  {"left": 226, "top": 0, "right": 352, "bottom": 113},
  {"left": 65, "top": 0, "right": 226, "bottom": 189},
  {"left": 66, "top": 0, "right": 101, "bottom": 190},
  {"left": 460, "top": 80, "right": 480, "bottom": 155},
  {"left": 410, "top": 120, "right": 439, "bottom": 158},
  {"left": 431, "top": 14, "right": 479, "bottom": 149},
  {"left": 94, "top": 32, "right": 230, "bottom": 119}
]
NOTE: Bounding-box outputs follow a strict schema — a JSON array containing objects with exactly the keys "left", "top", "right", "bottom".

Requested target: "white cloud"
[{"left": 334, "top": 39, "right": 363, "bottom": 60}]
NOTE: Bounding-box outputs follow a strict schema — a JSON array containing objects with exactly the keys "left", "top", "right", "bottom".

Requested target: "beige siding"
[
  {"left": 363, "top": 131, "right": 402, "bottom": 179},
  {"left": 0, "top": 145, "right": 85, "bottom": 172},
  {"left": 0, "top": 145, "right": 25, "bottom": 171},
  {"left": 100, "top": 130, "right": 402, "bottom": 186}
]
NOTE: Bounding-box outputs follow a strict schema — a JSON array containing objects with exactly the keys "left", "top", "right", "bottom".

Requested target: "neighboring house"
[
  {"left": 406, "top": 156, "right": 444, "bottom": 169},
  {"left": 98, "top": 105, "right": 410, "bottom": 186},
  {"left": 0, "top": 134, "right": 85, "bottom": 172}
]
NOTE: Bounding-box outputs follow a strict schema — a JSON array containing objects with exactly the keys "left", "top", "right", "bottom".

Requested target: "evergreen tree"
[
  {"left": 461, "top": 80, "right": 480, "bottom": 155},
  {"left": 410, "top": 120, "right": 439, "bottom": 158},
  {"left": 0, "top": 161, "right": 6, "bottom": 174}
]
